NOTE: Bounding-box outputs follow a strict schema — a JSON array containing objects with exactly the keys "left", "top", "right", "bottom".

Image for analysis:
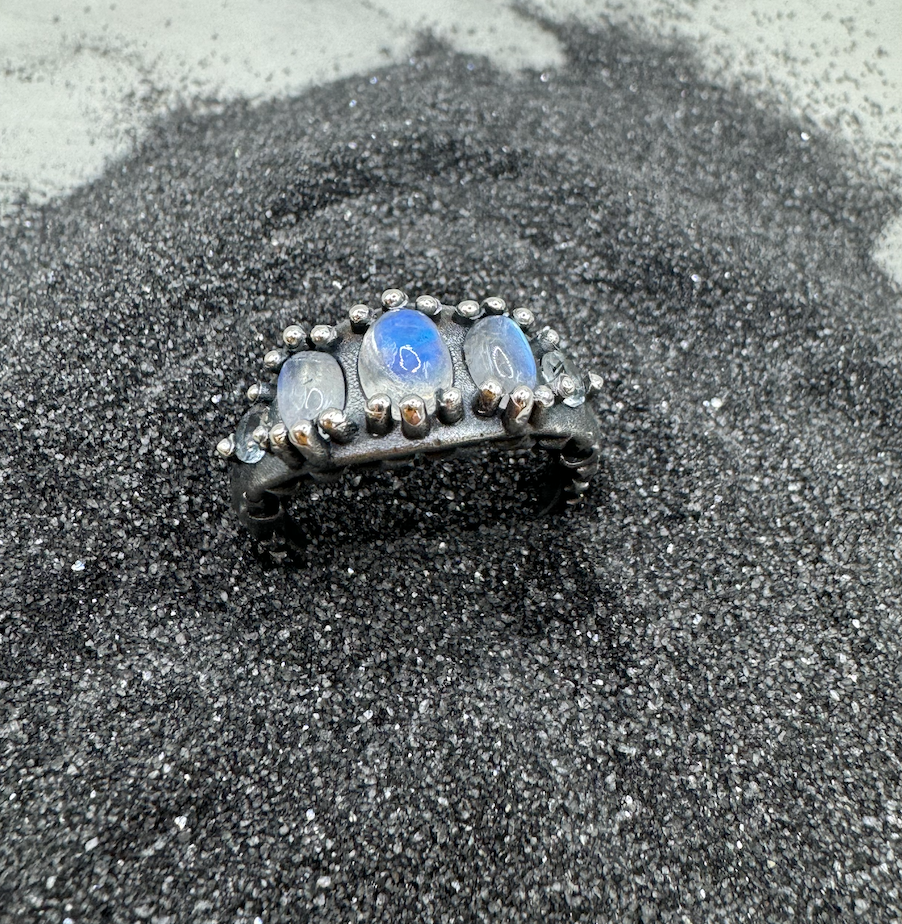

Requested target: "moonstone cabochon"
[
  {"left": 357, "top": 309, "right": 454, "bottom": 411},
  {"left": 277, "top": 351, "right": 347, "bottom": 431},
  {"left": 463, "top": 315, "right": 537, "bottom": 393}
]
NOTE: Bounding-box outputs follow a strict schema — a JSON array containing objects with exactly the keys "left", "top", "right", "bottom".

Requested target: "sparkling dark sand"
[{"left": 2, "top": 19, "right": 901, "bottom": 924}]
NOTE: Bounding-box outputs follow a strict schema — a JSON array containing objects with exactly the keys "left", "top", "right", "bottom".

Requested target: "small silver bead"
[
  {"left": 263, "top": 349, "right": 288, "bottom": 373},
  {"left": 309, "top": 324, "right": 339, "bottom": 350},
  {"left": 381, "top": 288, "right": 408, "bottom": 310},
  {"left": 349, "top": 303, "right": 376, "bottom": 332},
  {"left": 453, "top": 299, "right": 482, "bottom": 323},
  {"left": 436, "top": 387, "right": 464, "bottom": 425},
  {"left": 414, "top": 294, "right": 442, "bottom": 318},
  {"left": 475, "top": 379, "right": 504, "bottom": 417},
  {"left": 215, "top": 435, "right": 236, "bottom": 459},
  {"left": 555, "top": 374, "right": 578, "bottom": 400},
  {"left": 318, "top": 408, "right": 359, "bottom": 444},
  {"left": 246, "top": 382, "right": 274, "bottom": 403},
  {"left": 587, "top": 372, "right": 604, "bottom": 397},
  {"left": 282, "top": 324, "right": 308, "bottom": 351},
  {"left": 268, "top": 422, "right": 301, "bottom": 466},
  {"left": 532, "top": 385, "right": 556, "bottom": 412},
  {"left": 288, "top": 419, "right": 330, "bottom": 464},
  {"left": 503, "top": 385, "right": 534, "bottom": 434},
  {"left": 536, "top": 326, "right": 561, "bottom": 353},
  {"left": 481, "top": 296, "right": 506, "bottom": 315},
  {"left": 399, "top": 395, "right": 431, "bottom": 439},
  {"left": 251, "top": 425, "right": 270, "bottom": 451},
  {"left": 511, "top": 307, "right": 535, "bottom": 332},
  {"left": 365, "top": 394, "right": 393, "bottom": 436}
]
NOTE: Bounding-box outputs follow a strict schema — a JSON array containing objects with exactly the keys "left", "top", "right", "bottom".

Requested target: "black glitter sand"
[{"left": 2, "top": 18, "right": 902, "bottom": 924}]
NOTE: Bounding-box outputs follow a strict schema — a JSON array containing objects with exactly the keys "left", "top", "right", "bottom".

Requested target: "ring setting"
[{"left": 217, "top": 288, "right": 603, "bottom": 541}]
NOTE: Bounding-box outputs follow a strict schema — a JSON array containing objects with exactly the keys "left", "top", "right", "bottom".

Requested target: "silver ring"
[{"left": 216, "top": 288, "right": 604, "bottom": 543}]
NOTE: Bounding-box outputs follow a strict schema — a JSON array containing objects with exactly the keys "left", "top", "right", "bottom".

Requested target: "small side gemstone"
[
  {"left": 277, "top": 352, "right": 346, "bottom": 431},
  {"left": 235, "top": 404, "right": 269, "bottom": 463},
  {"left": 463, "top": 315, "right": 537, "bottom": 394},
  {"left": 358, "top": 308, "right": 453, "bottom": 412},
  {"left": 540, "top": 350, "right": 587, "bottom": 407}
]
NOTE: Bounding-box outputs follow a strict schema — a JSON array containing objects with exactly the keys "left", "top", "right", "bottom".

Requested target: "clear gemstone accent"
[
  {"left": 277, "top": 352, "right": 346, "bottom": 431},
  {"left": 463, "top": 315, "right": 537, "bottom": 394},
  {"left": 235, "top": 404, "right": 270, "bottom": 463},
  {"left": 540, "top": 351, "right": 586, "bottom": 407},
  {"left": 357, "top": 309, "right": 453, "bottom": 413}
]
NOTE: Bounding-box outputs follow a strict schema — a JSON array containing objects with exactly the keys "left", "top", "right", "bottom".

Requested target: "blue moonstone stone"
[
  {"left": 540, "top": 350, "right": 586, "bottom": 407},
  {"left": 358, "top": 309, "right": 453, "bottom": 411},
  {"left": 277, "top": 351, "right": 346, "bottom": 430},
  {"left": 463, "top": 315, "right": 537, "bottom": 393},
  {"left": 235, "top": 404, "right": 269, "bottom": 463}
]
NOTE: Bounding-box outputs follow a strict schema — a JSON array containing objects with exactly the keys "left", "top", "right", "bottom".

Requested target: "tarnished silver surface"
[{"left": 220, "top": 290, "right": 604, "bottom": 542}]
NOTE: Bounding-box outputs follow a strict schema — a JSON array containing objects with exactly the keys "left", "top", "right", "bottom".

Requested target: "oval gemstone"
[
  {"left": 463, "top": 315, "right": 537, "bottom": 393},
  {"left": 540, "top": 350, "right": 587, "bottom": 407},
  {"left": 235, "top": 404, "right": 269, "bottom": 463},
  {"left": 358, "top": 309, "right": 453, "bottom": 412},
  {"left": 277, "top": 351, "right": 346, "bottom": 431}
]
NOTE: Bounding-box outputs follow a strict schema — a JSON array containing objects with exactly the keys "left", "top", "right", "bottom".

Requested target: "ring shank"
[{"left": 230, "top": 401, "right": 601, "bottom": 543}]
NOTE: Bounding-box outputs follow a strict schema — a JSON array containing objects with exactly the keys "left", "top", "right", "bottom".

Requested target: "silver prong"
[
  {"left": 246, "top": 382, "right": 275, "bottom": 403},
  {"left": 553, "top": 374, "right": 578, "bottom": 402},
  {"left": 532, "top": 385, "right": 556, "bottom": 417},
  {"left": 503, "top": 385, "right": 534, "bottom": 434},
  {"left": 288, "top": 419, "right": 330, "bottom": 464},
  {"left": 365, "top": 394, "right": 393, "bottom": 435},
  {"left": 252, "top": 425, "right": 270, "bottom": 451},
  {"left": 318, "top": 408, "right": 359, "bottom": 444},
  {"left": 436, "top": 387, "right": 463, "bottom": 425},
  {"left": 536, "top": 326, "right": 561, "bottom": 354},
  {"left": 399, "top": 395, "right": 430, "bottom": 439},
  {"left": 453, "top": 299, "right": 482, "bottom": 324},
  {"left": 414, "top": 294, "right": 442, "bottom": 318},
  {"left": 282, "top": 324, "right": 308, "bottom": 352},
  {"left": 381, "top": 288, "right": 408, "bottom": 310},
  {"left": 310, "top": 324, "right": 339, "bottom": 350},
  {"left": 263, "top": 349, "right": 288, "bottom": 373},
  {"left": 475, "top": 379, "right": 504, "bottom": 417},
  {"left": 268, "top": 422, "right": 301, "bottom": 466},
  {"left": 511, "top": 307, "right": 535, "bottom": 332},
  {"left": 587, "top": 372, "right": 603, "bottom": 397},
  {"left": 481, "top": 296, "right": 506, "bottom": 315},
  {"left": 349, "top": 303, "right": 376, "bottom": 332},
  {"left": 215, "top": 435, "right": 236, "bottom": 459}
]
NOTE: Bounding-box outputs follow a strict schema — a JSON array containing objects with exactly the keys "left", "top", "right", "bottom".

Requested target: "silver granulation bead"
[
  {"left": 436, "top": 387, "right": 464, "bottom": 425},
  {"left": 309, "top": 324, "right": 339, "bottom": 350},
  {"left": 415, "top": 294, "right": 442, "bottom": 318},
  {"left": 381, "top": 288, "right": 408, "bottom": 310},
  {"left": 365, "top": 394, "right": 393, "bottom": 436},
  {"left": 282, "top": 324, "right": 307, "bottom": 351},
  {"left": 399, "top": 395, "right": 431, "bottom": 439},
  {"left": 475, "top": 379, "right": 504, "bottom": 417},
  {"left": 317, "top": 408, "right": 359, "bottom": 444}
]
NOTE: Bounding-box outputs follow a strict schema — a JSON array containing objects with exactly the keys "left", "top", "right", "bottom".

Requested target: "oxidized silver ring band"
[{"left": 216, "top": 288, "right": 603, "bottom": 543}]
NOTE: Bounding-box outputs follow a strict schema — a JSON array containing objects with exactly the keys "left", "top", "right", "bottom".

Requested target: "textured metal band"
[{"left": 217, "top": 290, "right": 603, "bottom": 544}]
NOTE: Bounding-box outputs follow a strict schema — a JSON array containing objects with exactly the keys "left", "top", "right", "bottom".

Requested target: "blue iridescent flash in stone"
[
  {"left": 277, "top": 352, "right": 346, "bottom": 431},
  {"left": 357, "top": 309, "right": 453, "bottom": 412},
  {"left": 463, "top": 315, "right": 537, "bottom": 393}
]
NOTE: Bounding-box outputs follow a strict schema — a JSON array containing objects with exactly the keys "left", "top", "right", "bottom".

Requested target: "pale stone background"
[{"left": 1, "top": 0, "right": 900, "bottom": 280}]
